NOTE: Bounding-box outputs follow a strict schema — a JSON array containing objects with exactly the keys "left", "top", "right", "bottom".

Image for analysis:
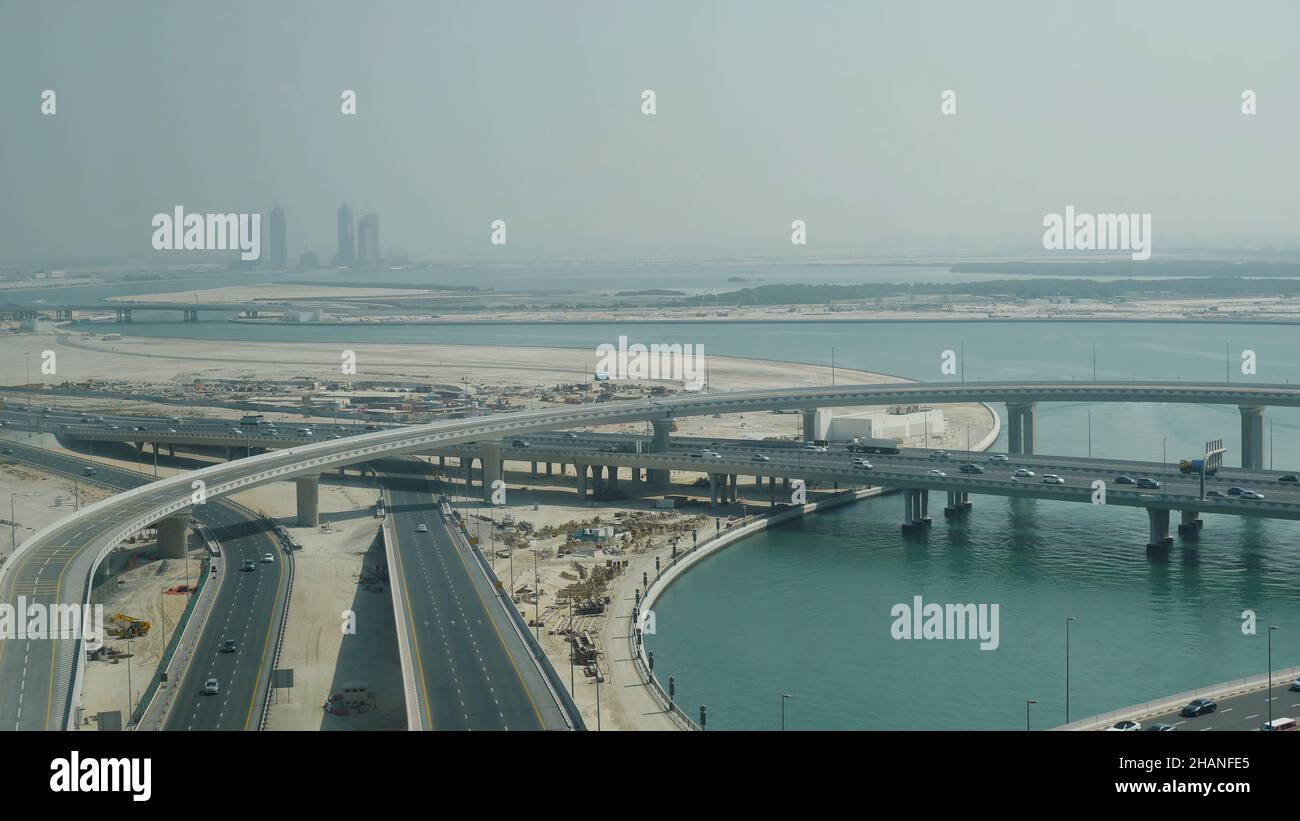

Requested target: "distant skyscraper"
[
  {"left": 267, "top": 205, "right": 287, "bottom": 268},
  {"left": 357, "top": 212, "right": 380, "bottom": 267},
  {"left": 337, "top": 202, "right": 355, "bottom": 265}
]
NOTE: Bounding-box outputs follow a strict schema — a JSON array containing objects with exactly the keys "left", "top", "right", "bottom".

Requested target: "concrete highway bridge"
[
  {"left": 3, "top": 301, "right": 287, "bottom": 322},
  {"left": 5, "top": 380, "right": 1300, "bottom": 730}
]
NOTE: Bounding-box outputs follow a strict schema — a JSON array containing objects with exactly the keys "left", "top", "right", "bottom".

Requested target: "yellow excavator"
[{"left": 106, "top": 613, "right": 151, "bottom": 639}]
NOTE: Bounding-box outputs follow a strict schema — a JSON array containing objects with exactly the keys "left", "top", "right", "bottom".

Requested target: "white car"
[
  {"left": 927, "top": 469, "right": 947, "bottom": 477},
  {"left": 1288, "top": 678, "right": 1300, "bottom": 692},
  {"left": 1106, "top": 720, "right": 1141, "bottom": 731},
  {"left": 261, "top": 553, "right": 275, "bottom": 563},
  {"left": 699, "top": 450, "right": 723, "bottom": 460},
  {"left": 416, "top": 523, "right": 428, "bottom": 533},
  {"left": 1241, "top": 490, "right": 1265, "bottom": 500},
  {"left": 202, "top": 678, "right": 221, "bottom": 696},
  {"left": 1041, "top": 474, "right": 1065, "bottom": 485},
  {"left": 852, "top": 458, "right": 873, "bottom": 470},
  {"left": 1013, "top": 468, "right": 1036, "bottom": 479},
  {"left": 751, "top": 453, "right": 772, "bottom": 462},
  {"left": 929, "top": 451, "right": 950, "bottom": 459},
  {"left": 987, "top": 454, "right": 1009, "bottom": 462}
]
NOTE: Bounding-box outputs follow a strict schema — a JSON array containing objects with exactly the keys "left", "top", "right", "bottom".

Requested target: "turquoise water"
[
  {"left": 100, "top": 315, "right": 1300, "bottom": 729},
  {"left": 647, "top": 402, "right": 1300, "bottom": 730}
]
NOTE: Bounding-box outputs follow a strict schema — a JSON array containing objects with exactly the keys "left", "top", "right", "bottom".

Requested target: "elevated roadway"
[{"left": 8, "top": 380, "right": 1300, "bottom": 730}]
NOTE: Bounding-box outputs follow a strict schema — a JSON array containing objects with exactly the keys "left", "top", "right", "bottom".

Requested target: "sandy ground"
[
  {"left": 66, "top": 281, "right": 1300, "bottom": 324},
  {"left": 1, "top": 331, "right": 994, "bottom": 730},
  {"left": 80, "top": 550, "right": 204, "bottom": 729}
]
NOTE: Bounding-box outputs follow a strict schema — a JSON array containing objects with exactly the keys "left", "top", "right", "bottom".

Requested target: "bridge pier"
[
  {"left": 1177, "top": 509, "right": 1203, "bottom": 537},
  {"left": 1239, "top": 405, "right": 1264, "bottom": 469},
  {"left": 901, "top": 489, "right": 931, "bottom": 533},
  {"left": 155, "top": 511, "right": 191, "bottom": 558},
  {"left": 1145, "top": 507, "right": 1172, "bottom": 549},
  {"left": 1006, "top": 402, "right": 1036, "bottom": 455},
  {"left": 708, "top": 473, "right": 719, "bottom": 507},
  {"left": 481, "top": 443, "right": 501, "bottom": 503},
  {"left": 295, "top": 474, "right": 321, "bottom": 527},
  {"left": 575, "top": 463, "right": 589, "bottom": 499},
  {"left": 649, "top": 419, "right": 673, "bottom": 490},
  {"left": 607, "top": 465, "right": 620, "bottom": 494},
  {"left": 802, "top": 409, "right": 818, "bottom": 442},
  {"left": 944, "top": 490, "right": 972, "bottom": 517}
]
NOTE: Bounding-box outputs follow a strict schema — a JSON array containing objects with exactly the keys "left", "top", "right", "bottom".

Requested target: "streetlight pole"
[
  {"left": 1087, "top": 409, "right": 1092, "bottom": 459},
  {"left": 1026, "top": 698, "right": 1038, "bottom": 731},
  {"left": 781, "top": 693, "right": 791, "bottom": 731},
  {"left": 1268, "top": 625, "right": 1279, "bottom": 725},
  {"left": 1066, "top": 616, "right": 1076, "bottom": 723}
]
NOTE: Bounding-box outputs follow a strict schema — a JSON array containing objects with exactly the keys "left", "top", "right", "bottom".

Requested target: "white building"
[{"left": 823, "top": 408, "right": 945, "bottom": 442}]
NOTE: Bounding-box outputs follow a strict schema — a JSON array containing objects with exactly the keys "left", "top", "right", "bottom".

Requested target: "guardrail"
[
  {"left": 130, "top": 529, "right": 213, "bottom": 729},
  {"left": 257, "top": 513, "right": 296, "bottom": 730},
  {"left": 1057, "top": 664, "right": 1300, "bottom": 731},
  {"left": 377, "top": 501, "right": 426, "bottom": 731},
  {"left": 450, "top": 513, "right": 587, "bottom": 730}
]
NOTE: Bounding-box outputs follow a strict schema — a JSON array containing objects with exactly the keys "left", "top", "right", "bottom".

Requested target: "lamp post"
[
  {"left": 1268, "top": 625, "right": 1279, "bottom": 726},
  {"left": 1066, "top": 616, "right": 1076, "bottom": 723},
  {"left": 1026, "top": 698, "right": 1038, "bottom": 731},
  {"left": 781, "top": 693, "right": 792, "bottom": 731}
]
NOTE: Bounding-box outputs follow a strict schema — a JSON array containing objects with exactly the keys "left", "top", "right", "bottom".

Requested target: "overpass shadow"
[{"left": 317, "top": 528, "right": 406, "bottom": 730}]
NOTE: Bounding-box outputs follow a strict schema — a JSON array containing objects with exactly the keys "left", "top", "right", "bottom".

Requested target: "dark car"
[
  {"left": 1114, "top": 476, "right": 1136, "bottom": 485},
  {"left": 1280, "top": 475, "right": 1298, "bottom": 483},
  {"left": 219, "top": 639, "right": 237, "bottom": 654},
  {"left": 960, "top": 464, "right": 985, "bottom": 474},
  {"left": 1180, "top": 698, "right": 1217, "bottom": 717},
  {"left": 1144, "top": 723, "right": 1176, "bottom": 732},
  {"left": 240, "top": 559, "right": 255, "bottom": 572},
  {"left": 511, "top": 438, "right": 530, "bottom": 448},
  {"left": 1206, "top": 490, "right": 1225, "bottom": 498},
  {"left": 1226, "top": 487, "right": 1246, "bottom": 496},
  {"left": 1135, "top": 477, "right": 1160, "bottom": 489}
]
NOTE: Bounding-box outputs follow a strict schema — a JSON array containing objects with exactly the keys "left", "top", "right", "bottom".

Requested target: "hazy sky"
[{"left": 1, "top": 0, "right": 1297, "bottom": 265}]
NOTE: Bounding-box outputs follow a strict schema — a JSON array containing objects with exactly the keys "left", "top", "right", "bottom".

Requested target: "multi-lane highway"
[
  {"left": 1106, "top": 677, "right": 1300, "bottom": 731},
  {"left": 0, "top": 440, "right": 286, "bottom": 730},
  {"left": 8, "top": 382, "right": 1300, "bottom": 731},
  {"left": 377, "top": 458, "right": 567, "bottom": 730}
]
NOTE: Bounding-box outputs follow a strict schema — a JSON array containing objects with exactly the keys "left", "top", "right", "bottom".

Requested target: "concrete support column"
[
  {"left": 575, "top": 463, "right": 588, "bottom": 499},
  {"left": 1007, "top": 402, "right": 1035, "bottom": 455},
  {"left": 1239, "top": 405, "right": 1265, "bottom": 470},
  {"left": 1146, "top": 507, "right": 1172, "bottom": 549},
  {"left": 1006, "top": 405, "right": 1023, "bottom": 455},
  {"left": 708, "top": 473, "right": 719, "bottom": 507},
  {"left": 650, "top": 419, "right": 673, "bottom": 490},
  {"left": 156, "top": 511, "right": 191, "bottom": 559},
  {"left": 607, "top": 465, "right": 620, "bottom": 494},
  {"left": 531, "top": 461, "right": 538, "bottom": 477},
  {"left": 481, "top": 443, "right": 502, "bottom": 503},
  {"left": 802, "top": 409, "right": 818, "bottom": 442},
  {"left": 295, "top": 473, "right": 320, "bottom": 527},
  {"left": 1177, "top": 509, "right": 1203, "bottom": 537}
]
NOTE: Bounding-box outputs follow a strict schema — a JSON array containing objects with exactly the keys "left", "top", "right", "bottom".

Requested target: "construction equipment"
[{"left": 106, "top": 613, "right": 151, "bottom": 639}]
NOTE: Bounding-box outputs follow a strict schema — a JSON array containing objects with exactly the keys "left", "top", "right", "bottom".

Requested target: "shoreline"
[{"left": 626, "top": 407, "right": 1003, "bottom": 730}]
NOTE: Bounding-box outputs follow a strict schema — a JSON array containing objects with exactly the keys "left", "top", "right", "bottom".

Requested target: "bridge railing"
[{"left": 1057, "top": 663, "right": 1300, "bottom": 731}]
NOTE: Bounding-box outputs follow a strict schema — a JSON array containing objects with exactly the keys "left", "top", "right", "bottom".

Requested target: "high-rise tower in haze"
[
  {"left": 337, "top": 202, "right": 355, "bottom": 265},
  {"left": 357, "top": 212, "right": 380, "bottom": 267},
  {"left": 267, "top": 205, "right": 287, "bottom": 268}
]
